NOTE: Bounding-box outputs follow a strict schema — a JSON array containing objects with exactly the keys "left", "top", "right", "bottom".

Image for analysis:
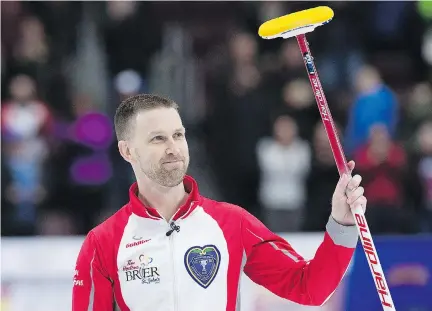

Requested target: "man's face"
[{"left": 126, "top": 108, "right": 189, "bottom": 187}]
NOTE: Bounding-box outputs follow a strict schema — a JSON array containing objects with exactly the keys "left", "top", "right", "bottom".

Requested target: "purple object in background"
[
  {"left": 53, "top": 120, "right": 70, "bottom": 141},
  {"left": 70, "top": 153, "right": 113, "bottom": 185},
  {"left": 72, "top": 112, "right": 113, "bottom": 150},
  {"left": 66, "top": 112, "right": 114, "bottom": 185}
]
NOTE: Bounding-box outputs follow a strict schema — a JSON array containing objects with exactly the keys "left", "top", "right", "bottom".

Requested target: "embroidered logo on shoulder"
[{"left": 184, "top": 245, "right": 221, "bottom": 288}]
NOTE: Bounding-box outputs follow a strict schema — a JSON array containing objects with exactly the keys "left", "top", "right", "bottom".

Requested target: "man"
[{"left": 72, "top": 94, "right": 367, "bottom": 310}]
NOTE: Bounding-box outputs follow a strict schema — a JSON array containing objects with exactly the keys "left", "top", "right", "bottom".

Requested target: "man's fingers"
[
  {"left": 347, "top": 186, "right": 364, "bottom": 205},
  {"left": 337, "top": 174, "right": 350, "bottom": 193},
  {"left": 347, "top": 174, "right": 362, "bottom": 191},
  {"left": 347, "top": 160, "right": 355, "bottom": 172},
  {"left": 350, "top": 196, "right": 367, "bottom": 213},
  {"left": 362, "top": 197, "right": 367, "bottom": 213}
]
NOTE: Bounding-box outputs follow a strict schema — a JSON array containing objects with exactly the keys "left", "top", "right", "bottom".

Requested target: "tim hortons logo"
[
  {"left": 126, "top": 239, "right": 151, "bottom": 248},
  {"left": 355, "top": 214, "right": 393, "bottom": 309},
  {"left": 124, "top": 255, "right": 160, "bottom": 284},
  {"left": 311, "top": 78, "right": 330, "bottom": 122},
  {"left": 123, "top": 260, "right": 139, "bottom": 271}
]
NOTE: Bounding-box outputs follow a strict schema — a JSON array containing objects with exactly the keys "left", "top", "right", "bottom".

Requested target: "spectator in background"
[
  {"left": 22, "top": 2, "right": 82, "bottom": 63},
  {"left": 257, "top": 114, "right": 311, "bottom": 232},
  {"left": 345, "top": 65, "right": 399, "bottom": 156},
  {"left": 355, "top": 124, "right": 406, "bottom": 207},
  {"left": 205, "top": 31, "right": 268, "bottom": 219},
  {"left": 277, "top": 78, "right": 320, "bottom": 141},
  {"left": 102, "top": 1, "right": 161, "bottom": 78},
  {"left": 303, "top": 121, "right": 341, "bottom": 232},
  {"left": 7, "top": 14, "right": 70, "bottom": 118},
  {"left": 10, "top": 16, "right": 50, "bottom": 85},
  {"left": 310, "top": 1, "right": 365, "bottom": 94},
  {"left": 205, "top": 30, "right": 262, "bottom": 105},
  {"left": 36, "top": 209, "right": 76, "bottom": 236},
  {"left": 406, "top": 120, "right": 432, "bottom": 232},
  {"left": 1, "top": 150, "right": 14, "bottom": 236},
  {"left": 227, "top": 31, "right": 262, "bottom": 97},
  {"left": 354, "top": 123, "right": 416, "bottom": 233},
  {"left": 1, "top": 1, "right": 24, "bottom": 60},
  {"left": 1, "top": 74, "right": 53, "bottom": 234},
  {"left": 18, "top": 2, "right": 81, "bottom": 116},
  {"left": 400, "top": 82, "right": 432, "bottom": 142},
  {"left": 13, "top": 16, "right": 49, "bottom": 65},
  {"left": 261, "top": 40, "right": 306, "bottom": 97}
]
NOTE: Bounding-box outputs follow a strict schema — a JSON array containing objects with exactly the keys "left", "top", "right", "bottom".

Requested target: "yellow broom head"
[{"left": 258, "top": 6, "right": 334, "bottom": 39}]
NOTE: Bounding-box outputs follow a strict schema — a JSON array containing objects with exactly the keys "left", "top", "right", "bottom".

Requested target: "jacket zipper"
[
  {"left": 167, "top": 202, "right": 194, "bottom": 311},
  {"left": 169, "top": 225, "right": 178, "bottom": 311},
  {"left": 152, "top": 209, "right": 178, "bottom": 311},
  {"left": 165, "top": 201, "right": 195, "bottom": 311}
]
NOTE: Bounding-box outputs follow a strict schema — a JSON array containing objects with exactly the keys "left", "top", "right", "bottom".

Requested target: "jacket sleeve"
[
  {"left": 241, "top": 210, "right": 358, "bottom": 306},
  {"left": 72, "top": 231, "right": 114, "bottom": 311}
]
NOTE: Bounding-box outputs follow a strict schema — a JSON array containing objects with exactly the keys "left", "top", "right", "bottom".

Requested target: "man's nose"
[{"left": 165, "top": 139, "right": 180, "bottom": 155}]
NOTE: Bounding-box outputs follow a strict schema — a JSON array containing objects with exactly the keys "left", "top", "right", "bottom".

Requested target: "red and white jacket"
[{"left": 72, "top": 175, "right": 358, "bottom": 311}]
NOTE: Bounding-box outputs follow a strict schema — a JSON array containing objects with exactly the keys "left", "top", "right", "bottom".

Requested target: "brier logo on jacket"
[{"left": 123, "top": 254, "right": 160, "bottom": 284}]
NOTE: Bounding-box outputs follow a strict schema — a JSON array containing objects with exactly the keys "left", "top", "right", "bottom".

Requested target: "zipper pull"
[{"left": 166, "top": 221, "right": 180, "bottom": 237}]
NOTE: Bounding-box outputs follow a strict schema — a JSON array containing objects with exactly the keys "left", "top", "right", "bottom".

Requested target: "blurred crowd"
[{"left": 1, "top": 1, "right": 431, "bottom": 237}]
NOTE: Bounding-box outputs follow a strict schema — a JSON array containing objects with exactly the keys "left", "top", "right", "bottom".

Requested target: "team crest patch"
[{"left": 184, "top": 245, "right": 221, "bottom": 288}]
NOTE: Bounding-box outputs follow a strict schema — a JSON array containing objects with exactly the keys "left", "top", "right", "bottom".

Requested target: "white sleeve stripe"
[
  {"left": 246, "top": 228, "right": 264, "bottom": 241},
  {"left": 236, "top": 251, "right": 248, "bottom": 311},
  {"left": 269, "top": 242, "right": 300, "bottom": 263},
  {"left": 246, "top": 228, "right": 300, "bottom": 262},
  {"left": 88, "top": 250, "right": 96, "bottom": 311}
]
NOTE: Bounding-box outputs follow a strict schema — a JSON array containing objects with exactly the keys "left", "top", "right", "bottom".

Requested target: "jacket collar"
[{"left": 128, "top": 175, "right": 201, "bottom": 221}]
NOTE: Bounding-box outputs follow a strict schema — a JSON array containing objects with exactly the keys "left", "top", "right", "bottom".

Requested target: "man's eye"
[
  {"left": 174, "top": 132, "right": 184, "bottom": 138},
  {"left": 152, "top": 136, "right": 165, "bottom": 142}
]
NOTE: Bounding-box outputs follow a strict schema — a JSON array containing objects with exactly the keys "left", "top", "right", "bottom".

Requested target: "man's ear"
[{"left": 118, "top": 140, "right": 134, "bottom": 163}]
